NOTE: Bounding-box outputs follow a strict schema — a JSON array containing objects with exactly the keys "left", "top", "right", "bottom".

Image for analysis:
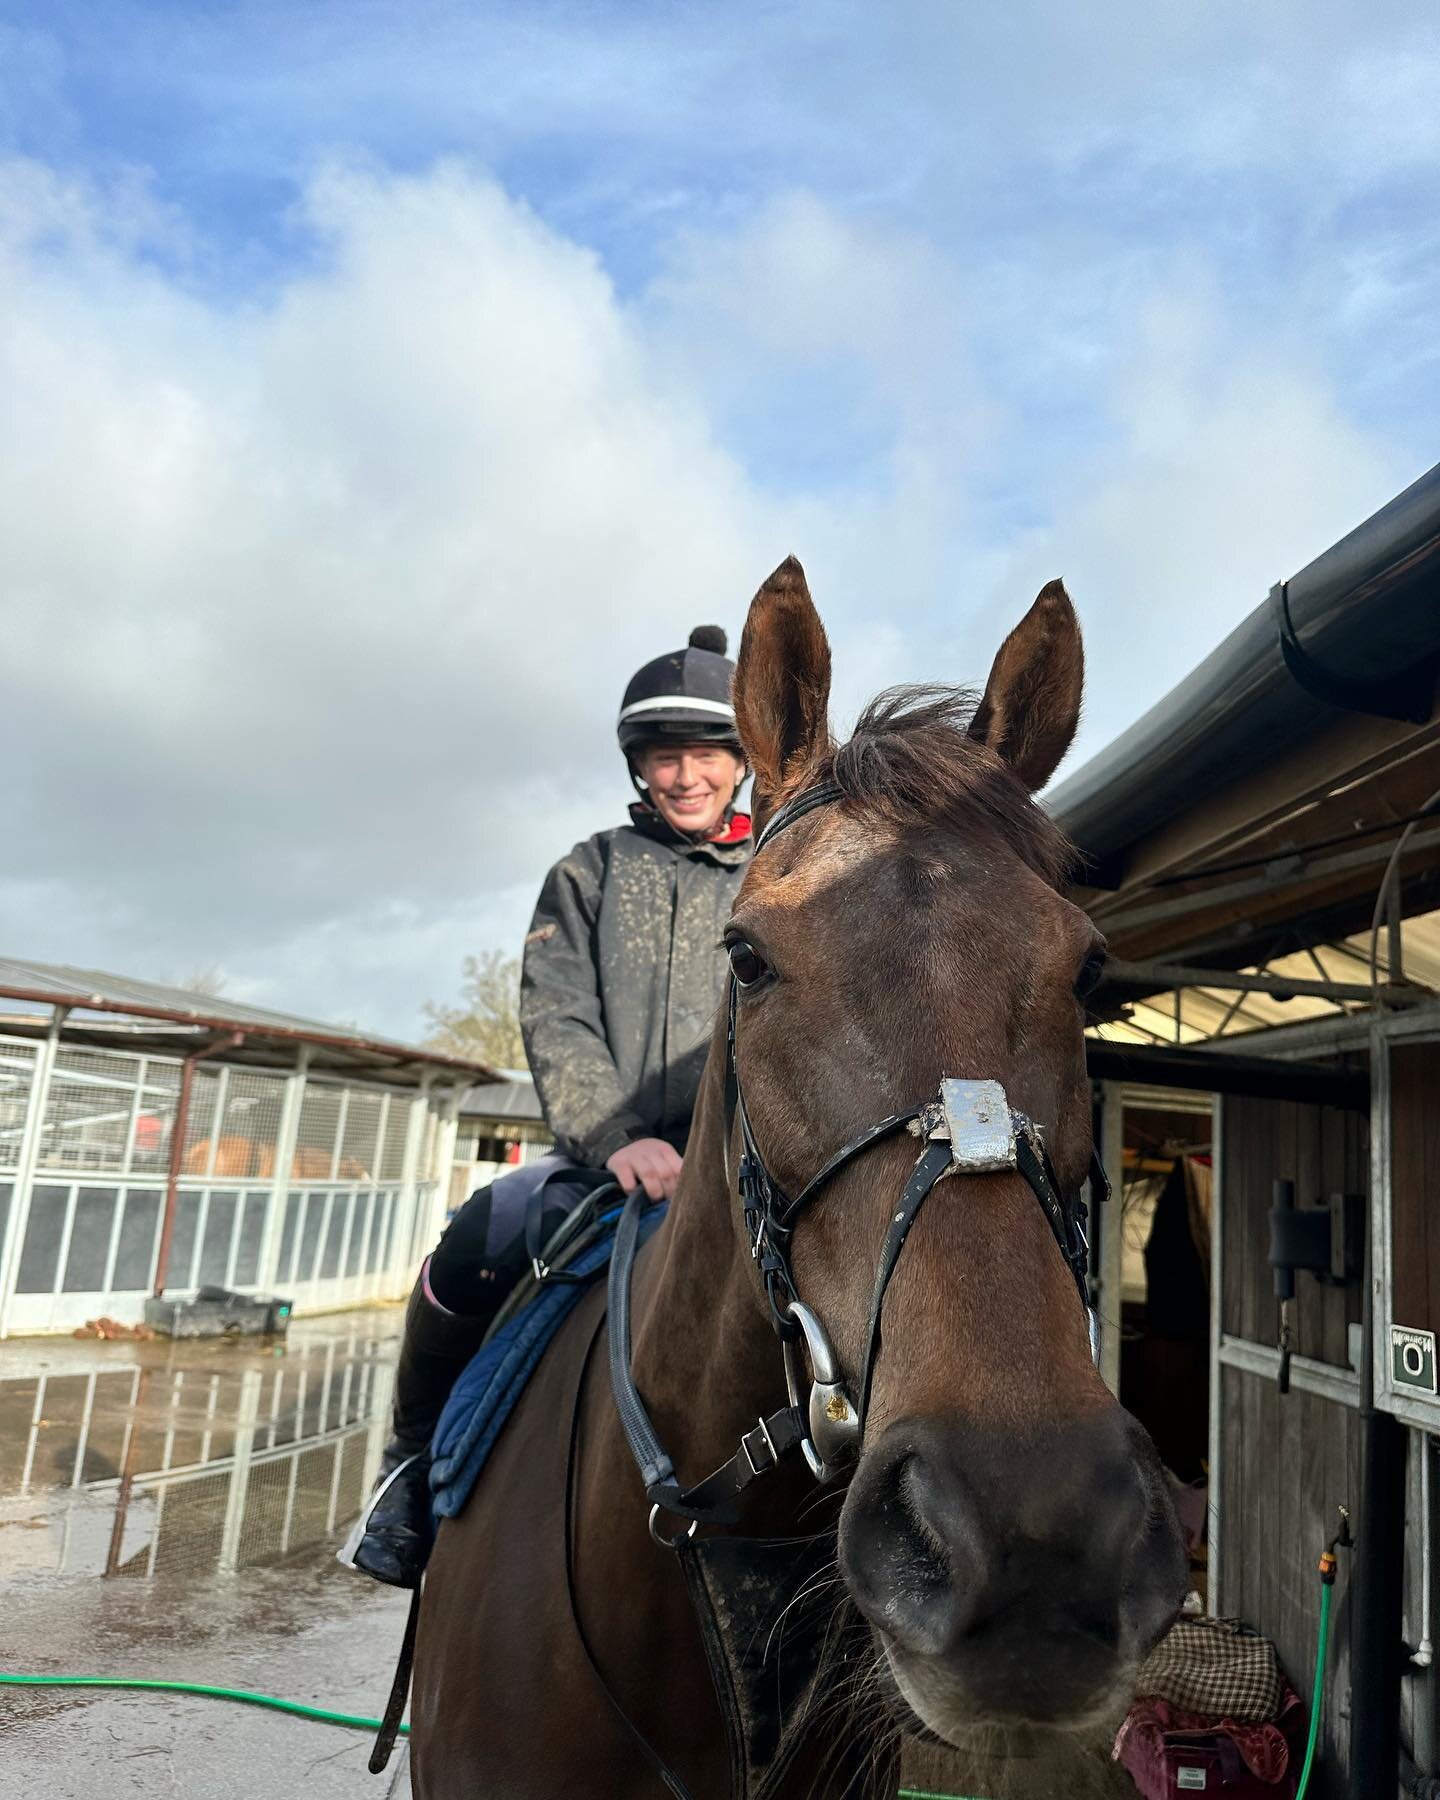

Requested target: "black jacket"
[{"left": 519, "top": 805, "right": 751, "bottom": 1166}]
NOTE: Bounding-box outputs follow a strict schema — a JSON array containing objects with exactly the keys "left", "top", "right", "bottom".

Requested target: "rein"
[{"left": 608, "top": 781, "right": 1106, "bottom": 1542}]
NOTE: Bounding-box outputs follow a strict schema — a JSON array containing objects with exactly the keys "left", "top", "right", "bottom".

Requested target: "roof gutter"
[
  {"left": 0, "top": 979, "right": 504, "bottom": 1084},
  {"left": 1047, "top": 459, "right": 1440, "bottom": 873}
]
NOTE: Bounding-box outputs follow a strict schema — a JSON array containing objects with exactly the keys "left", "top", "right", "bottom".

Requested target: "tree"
[
  {"left": 160, "top": 964, "right": 228, "bottom": 998},
  {"left": 423, "top": 950, "right": 526, "bottom": 1070}
]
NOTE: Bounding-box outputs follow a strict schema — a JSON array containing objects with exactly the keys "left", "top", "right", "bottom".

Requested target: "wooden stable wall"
[
  {"left": 1218, "top": 1088, "right": 1370, "bottom": 1797},
  {"left": 1219, "top": 1371, "right": 1362, "bottom": 1788},
  {"left": 1222, "top": 1093, "right": 1367, "bottom": 1368}
]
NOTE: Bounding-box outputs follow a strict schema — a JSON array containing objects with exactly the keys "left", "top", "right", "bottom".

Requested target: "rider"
[{"left": 344, "top": 626, "right": 752, "bottom": 1587}]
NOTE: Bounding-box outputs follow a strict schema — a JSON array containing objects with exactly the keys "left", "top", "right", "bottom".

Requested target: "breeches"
[{"left": 427, "top": 1153, "right": 600, "bottom": 1313}]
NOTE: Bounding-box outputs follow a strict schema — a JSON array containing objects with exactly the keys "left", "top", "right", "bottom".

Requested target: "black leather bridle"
[{"left": 609, "top": 781, "right": 1106, "bottom": 1544}]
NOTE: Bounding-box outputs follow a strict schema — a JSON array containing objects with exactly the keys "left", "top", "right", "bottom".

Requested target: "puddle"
[{"left": 0, "top": 1310, "right": 399, "bottom": 1587}]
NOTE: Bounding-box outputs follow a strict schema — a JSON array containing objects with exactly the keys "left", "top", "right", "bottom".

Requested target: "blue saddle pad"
[{"left": 428, "top": 1202, "right": 666, "bottom": 1520}]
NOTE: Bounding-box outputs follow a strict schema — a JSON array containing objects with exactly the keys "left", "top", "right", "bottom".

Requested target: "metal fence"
[
  {"left": 0, "top": 1033, "right": 458, "bottom": 1337},
  {"left": 0, "top": 1323, "right": 393, "bottom": 1578}
]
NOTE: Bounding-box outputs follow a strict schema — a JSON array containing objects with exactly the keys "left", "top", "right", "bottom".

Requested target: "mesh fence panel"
[
  {"left": 334, "top": 1430, "right": 370, "bottom": 1530},
  {"left": 237, "top": 1455, "right": 294, "bottom": 1568},
  {"left": 339, "top": 1089, "right": 382, "bottom": 1179},
  {"left": 216, "top": 1071, "right": 287, "bottom": 1177},
  {"left": 179, "top": 1067, "right": 223, "bottom": 1174},
  {"left": 288, "top": 1443, "right": 338, "bottom": 1551},
  {"left": 377, "top": 1095, "right": 410, "bottom": 1180},
  {"left": 40, "top": 1049, "right": 138, "bottom": 1172},
  {"left": 131, "top": 1061, "right": 180, "bottom": 1175},
  {"left": 294, "top": 1084, "right": 343, "bottom": 1180},
  {"left": 0, "top": 1041, "right": 37, "bottom": 1172},
  {"left": 149, "top": 1470, "right": 231, "bottom": 1579}
]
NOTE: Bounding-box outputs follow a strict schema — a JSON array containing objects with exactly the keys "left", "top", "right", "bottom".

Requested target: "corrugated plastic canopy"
[
  {"left": 1087, "top": 907, "right": 1440, "bottom": 1047},
  {"left": 457, "top": 1077, "right": 544, "bottom": 1122},
  {"left": 0, "top": 955, "right": 503, "bottom": 1088}
]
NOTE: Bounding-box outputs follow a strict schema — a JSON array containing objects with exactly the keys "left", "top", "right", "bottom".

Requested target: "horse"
[
  {"left": 410, "top": 559, "right": 1186, "bottom": 1797},
  {"left": 181, "top": 1137, "right": 369, "bottom": 1180}
]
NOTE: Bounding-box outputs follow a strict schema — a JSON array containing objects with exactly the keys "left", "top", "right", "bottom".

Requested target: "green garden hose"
[
  {"left": 0, "top": 1671, "right": 408, "bottom": 1737},
  {"left": 1293, "top": 1548, "right": 1337, "bottom": 1800}
]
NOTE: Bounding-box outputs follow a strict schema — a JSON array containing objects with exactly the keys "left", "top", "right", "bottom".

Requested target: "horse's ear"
[
  {"left": 968, "top": 579, "right": 1083, "bottom": 792},
  {"left": 734, "top": 556, "right": 833, "bottom": 799}
]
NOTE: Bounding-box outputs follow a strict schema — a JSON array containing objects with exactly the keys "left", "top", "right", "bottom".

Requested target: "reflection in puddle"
[{"left": 0, "top": 1315, "right": 397, "bottom": 1584}]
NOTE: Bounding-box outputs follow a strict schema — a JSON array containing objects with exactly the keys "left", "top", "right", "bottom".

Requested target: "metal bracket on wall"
[
  {"left": 1269, "top": 1181, "right": 1364, "bottom": 1394},
  {"left": 1269, "top": 1182, "right": 1364, "bottom": 1290},
  {"left": 1271, "top": 581, "right": 1437, "bottom": 725}
]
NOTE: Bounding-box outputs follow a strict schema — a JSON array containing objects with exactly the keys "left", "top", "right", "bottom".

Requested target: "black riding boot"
[{"left": 339, "top": 1263, "right": 489, "bottom": 1589}]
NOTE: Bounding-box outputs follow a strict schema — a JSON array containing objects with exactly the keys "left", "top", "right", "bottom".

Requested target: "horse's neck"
[{"left": 626, "top": 1058, "right": 787, "bottom": 1496}]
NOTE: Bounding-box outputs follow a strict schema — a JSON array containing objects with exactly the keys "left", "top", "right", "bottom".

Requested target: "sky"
[{"left": 1, "top": 1, "right": 1437, "bottom": 1039}]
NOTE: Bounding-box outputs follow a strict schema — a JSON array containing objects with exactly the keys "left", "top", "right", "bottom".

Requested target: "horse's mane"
[{"left": 812, "top": 684, "right": 1074, "bottom": 888}]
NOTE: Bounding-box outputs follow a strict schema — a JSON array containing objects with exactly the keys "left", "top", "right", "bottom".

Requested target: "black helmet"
[{"left": 617, "top": 625, "right": 743, "bottom": 762}]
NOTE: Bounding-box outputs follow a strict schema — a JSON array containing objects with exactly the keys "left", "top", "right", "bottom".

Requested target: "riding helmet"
[{"left": 616, "top": 625, "right": 743, "bottom": 763}]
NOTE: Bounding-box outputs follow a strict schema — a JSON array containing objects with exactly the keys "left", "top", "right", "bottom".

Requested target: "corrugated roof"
[
  {"left": 457, "top": 1076, "right": 544, "bottom": 1122},
  {"left": 1088, "top": 907, "right": 1440, "bottom": 1046},
  {"left": 0, "top": 955, "right": 503, "bottom": 1086}
]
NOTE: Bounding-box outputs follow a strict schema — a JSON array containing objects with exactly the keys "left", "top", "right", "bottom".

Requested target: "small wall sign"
[{"left": 1391, "top": 1325, "right": 1438, "bottom": 1395}]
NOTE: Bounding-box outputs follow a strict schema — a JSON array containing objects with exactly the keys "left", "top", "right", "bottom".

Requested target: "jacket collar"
[{"left": 627, "top": 801, "right": 752, "bottom": 860}]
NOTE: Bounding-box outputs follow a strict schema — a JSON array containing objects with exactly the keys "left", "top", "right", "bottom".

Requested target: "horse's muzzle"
[{"left": 837, "top": 1408, "right": 1186, "bottom": 1733}]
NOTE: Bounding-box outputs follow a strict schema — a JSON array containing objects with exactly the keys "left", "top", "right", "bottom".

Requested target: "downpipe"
[
  {"left": 152, "top": 1032, "right": 245, "bottom": 1296},
  {"left": 1408, "top": 1433, "right": 1439, "bottom": 1788},
  {"left": 1349, "top": 1213, "right": 1406, "bottom": 1799}
]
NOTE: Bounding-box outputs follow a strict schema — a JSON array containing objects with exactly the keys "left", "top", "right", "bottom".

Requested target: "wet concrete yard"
[
  {"left": 0, "top": 1311, "right": 1146, "bottom": 1800},
  {"left": 0, "top": 1310, "right": 415, "bottom": 1799}
]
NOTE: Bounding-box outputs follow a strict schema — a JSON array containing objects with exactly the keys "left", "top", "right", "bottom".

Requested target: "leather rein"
[{"left": 607, "top": 779, "right": 1107, "bottom": 1545}]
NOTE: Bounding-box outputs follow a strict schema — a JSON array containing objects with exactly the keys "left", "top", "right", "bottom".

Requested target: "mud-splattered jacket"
[{"left": 519, "top": 805, "right": 752, "bottom": 1167}]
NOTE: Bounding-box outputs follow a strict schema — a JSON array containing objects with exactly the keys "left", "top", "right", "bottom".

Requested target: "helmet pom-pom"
[{"left": 688, "top": 625, "right": 727, "bottom": 655}]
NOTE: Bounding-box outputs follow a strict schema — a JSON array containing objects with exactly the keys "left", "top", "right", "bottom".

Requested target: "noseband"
[{"left": 609, "top": 782, "right": 1105, "bottom": 1546}]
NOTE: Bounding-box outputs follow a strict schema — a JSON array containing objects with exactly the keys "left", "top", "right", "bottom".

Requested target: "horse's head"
[{"left": 727, "top": 558, "right": 1185, "bottom": 1744}]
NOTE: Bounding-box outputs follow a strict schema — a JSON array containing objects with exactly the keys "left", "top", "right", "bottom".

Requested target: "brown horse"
[
  {"left": 411, "top": 560, "right": 1185, "bottom": 1797},
  {"left": 182, "top": 1138, "right": 368, "bottom": 1180}
]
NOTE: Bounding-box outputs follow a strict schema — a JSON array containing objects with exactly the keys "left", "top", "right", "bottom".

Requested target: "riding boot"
[{"left": 339, "top": 1260, "right": 489, "bottom": 1589}]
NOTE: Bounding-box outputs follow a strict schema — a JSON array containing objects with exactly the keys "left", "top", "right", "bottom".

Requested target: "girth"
[{"left": 607, "top": 778, "right": 1108, "bottom": 1540}]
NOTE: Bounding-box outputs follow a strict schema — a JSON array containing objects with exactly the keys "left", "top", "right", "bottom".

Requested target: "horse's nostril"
[{"left": 839, "top": 1411, "right": 1188, "bottom": 1724}]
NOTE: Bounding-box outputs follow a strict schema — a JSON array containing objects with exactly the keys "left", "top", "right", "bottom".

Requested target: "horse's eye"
[
  {"left": 728, "top": 940, "right": 769, "bottom": 989},
  {"left": 1075, "top": 950, "right": 1107, "bottom": 1000}
]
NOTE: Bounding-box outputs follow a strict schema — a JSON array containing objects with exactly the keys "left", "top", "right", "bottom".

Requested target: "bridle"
[{"left": 609, "top": 780, "right": 1106, "bottom": 1547}]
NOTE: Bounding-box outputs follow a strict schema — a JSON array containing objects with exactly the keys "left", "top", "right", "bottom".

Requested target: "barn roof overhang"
[
  {"left": 0, "top": 956, "right": 507, "bottom": 1091},
  {"left": 456, "top": 1076, "right": 545, "bottom": 1123},
  {"left": 1044, "top": 460, "right": 1440, "bottom": 1057}
]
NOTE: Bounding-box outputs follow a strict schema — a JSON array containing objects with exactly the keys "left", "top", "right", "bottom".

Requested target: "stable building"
[
  {"left": 1053, "top": 458, "right": 1440, "bottom": 1796},
  {"left": 0, "top": 961, "right": 501, "bottom": 1337},
  {"left": 449, "top": 1074, "right": 554, "bottom": 1216}
]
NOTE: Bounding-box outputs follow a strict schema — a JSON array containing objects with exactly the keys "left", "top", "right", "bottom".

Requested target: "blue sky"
[{"left": 1, "top": 2, "right": 1437, "bottom": 1033}]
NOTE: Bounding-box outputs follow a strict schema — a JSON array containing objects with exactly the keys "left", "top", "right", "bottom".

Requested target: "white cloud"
[
  {"left": 0, "top": 153, "right": 1422, "bottom": 1036},
  {"left": 996, "top": 283, "right": 1409, "bottom": 774},
  {"left": 0, "top": 158, "right": 777, "bottom": 1030}
]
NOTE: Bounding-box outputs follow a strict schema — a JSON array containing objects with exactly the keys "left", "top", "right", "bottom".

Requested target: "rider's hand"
[{"left": 605, "top": 1137, "right": 683, "bottom": 1202}]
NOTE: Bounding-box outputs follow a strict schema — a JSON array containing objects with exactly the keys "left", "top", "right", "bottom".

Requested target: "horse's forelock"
[{"left": 820, "top": 683, "right": 1075, "bottom": 888}]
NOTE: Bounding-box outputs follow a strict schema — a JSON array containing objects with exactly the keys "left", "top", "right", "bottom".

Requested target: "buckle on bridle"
[{"left": 741, "top": 1414, "right": 780, "bottom": 1478}]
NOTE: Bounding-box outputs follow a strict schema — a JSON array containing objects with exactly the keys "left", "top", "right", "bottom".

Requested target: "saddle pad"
[{"left": 428, "top": 1204, "right": 666, "bottom": 1520}]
